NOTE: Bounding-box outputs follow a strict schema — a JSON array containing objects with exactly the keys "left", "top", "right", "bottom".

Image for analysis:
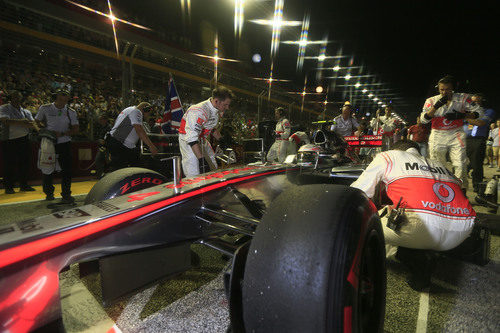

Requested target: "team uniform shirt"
[
  {"left": 109, "top": 106, "right": 143, "bottom": 149},
  {"left": 0, "top": 103, "right": 34, "bottom": 139},
  {"left": 407, "top": 124, "right": 429, "bottom": 143},
  {"left": 331, "top": 115, "right": 359, "bottom": 137},
  {"left": 178, "top": 99, "right": 220, "bottom": 177},
  {"left": 378, "top": 115, "right": 399, "bottom": 136},
  {"left": 274, "top": 117, "right": 291, "bottom": 140},
  {"left": 289, "top": 131, "right": 310, "bottom": 146},
  {"left": 179, "top": 99, "right": 219, "bottom": 143},
  {"left": 420, "top": 93, "right": 482, "bottom": 130},
  {"left": 351, "top": 148, "right": 475, "bottom": 252},
  {"left": 35, "top": 103, "right": 78, "bottom": 144}
]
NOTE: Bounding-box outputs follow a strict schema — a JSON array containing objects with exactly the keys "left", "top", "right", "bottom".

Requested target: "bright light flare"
[
  {"left": 316, "top": 86, "right": 324, "bottom": 93},
  {"left": 354, "top": 82, "right": 361, "bottom": 88},
  {"left": 373, "top": 97, "right": 378, "bottom": 101},
  {"left": 234, "top": 0, "right": 245, "bottom": 38},
  {"left": 252, "top": 77, "right": 291, "bottom": 82},
  {"left": 362, "top": 89, "right": 368, "bottom": 93},
  {"left": 107, "top": 0, "right": 119, "bottom": 57},
  {"left": 64, "top": 0, "right": 151, "bottom": 30},
  {"left": 295, "top": 13, "right": 309, "bottom": 71},
  {"left": 249, "top": 19, "right": 302, "bottom": 26},
  {"left": 333, "top": 65, "right": 340, "bottom": 71},
  {"left": 368, "top": 93, "right": 373, "bottom": 97},
  {"left": 345, "top": 74, "right": 351, "bottom": 80},
  {"left": 191, "top": 53, "right": 240, "bottom": 63},
  {"left": 381, "top": 104, "right": 386, "bottom": 107}
]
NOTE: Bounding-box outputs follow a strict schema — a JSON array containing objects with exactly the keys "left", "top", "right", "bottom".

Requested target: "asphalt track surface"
[{"left": 1, "top": 168, "right": 499, "bottom": 333}]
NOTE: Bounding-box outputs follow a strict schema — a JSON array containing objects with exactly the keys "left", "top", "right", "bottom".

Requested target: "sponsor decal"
[
  {"left": 53, "top": 208, "right": 91, "bottom": 219},
  {"left": 165, "top": 166, "right": 260, "bottom": 189},
  {"left": 120, "top": 177, "right": 164, "bottom": 195},
  {"left": 127, "top": 191, "right": 161, "bottom": 202},
  {"left": 0, "top": 226, "right": 15, "bottom": 235},
  {"left": 405, "top": 162, "right": 453, "bottom": 176},
  {"left": 421, "top": 200, "right": 470, "bottom": 216},
  {"left": 93, "top": 201, "right": 120, "bottom": 212},
  {"left": 17, "top": 219, "right": 43, "bottom": 233},
  {"left": 432, "top": 182, "right": 455, "bottom": 203}
]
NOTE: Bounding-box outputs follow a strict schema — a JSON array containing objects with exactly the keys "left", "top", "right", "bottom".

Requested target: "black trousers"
[
  {"left": 466, "top": 136, "right": 486, "bottom": 187},
  {"left": 43, "top": 141, "right": 72, "bottom": 197},
  {"left": 1, "top": 135, "right": 31, "bottom": 189},
  {"left": 106, "top": 136, "right": 140, "bottom": 171}
]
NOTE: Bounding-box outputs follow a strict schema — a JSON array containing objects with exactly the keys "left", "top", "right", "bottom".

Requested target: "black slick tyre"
[
  {"left": 242, "top": 184, "right": 386, "bottom": 333},
  {"left": 84, "top": 167, "right": 168, "bottom": 204}
]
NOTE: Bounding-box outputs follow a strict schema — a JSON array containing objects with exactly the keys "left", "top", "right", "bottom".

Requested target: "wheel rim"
[{"left": 357, "top": 229, "right": 385, "bottom": 332}]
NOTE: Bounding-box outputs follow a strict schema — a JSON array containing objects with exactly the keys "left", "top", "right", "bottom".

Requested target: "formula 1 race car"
[{"left": 0, "top": 155, "right": 386, "bottom": 332}]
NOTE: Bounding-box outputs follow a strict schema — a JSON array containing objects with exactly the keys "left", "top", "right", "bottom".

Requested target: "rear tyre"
[
  {"left": 242, "top": 184, "right": 386, "bottom": 332},
  {"left": 84, "top": 167, "right": 168, "bottom": 204}
]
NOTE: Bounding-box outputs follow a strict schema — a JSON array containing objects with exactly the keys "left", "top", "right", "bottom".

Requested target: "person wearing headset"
[{"left": 420, "top": 75, "right": 482, "bottom": 191}]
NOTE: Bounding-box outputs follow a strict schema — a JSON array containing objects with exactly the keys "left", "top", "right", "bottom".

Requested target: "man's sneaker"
[
  {"left": 60, "top": 196, "right": 75, "bottom": 204},
  {"left": 20, "top": 186, "right": 36, "bottom": 192},
  {"left": 45, "top": 194, "right": 55, "bottom": 201},
  {"left": 5, "top": 188, "right": 15, "bottom": 194}
]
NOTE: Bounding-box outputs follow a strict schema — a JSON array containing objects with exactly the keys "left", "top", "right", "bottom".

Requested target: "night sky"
[{"left": 118, "top": 0, "right": 499, "bottom": 122}]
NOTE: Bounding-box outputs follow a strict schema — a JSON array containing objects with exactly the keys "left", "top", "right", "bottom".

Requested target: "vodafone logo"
[
  {"left": 432, "top": 182, "right": 455, "bottom": 203},
  {"left": 442, "top": 118, "right": 453, "bottom": 126}
]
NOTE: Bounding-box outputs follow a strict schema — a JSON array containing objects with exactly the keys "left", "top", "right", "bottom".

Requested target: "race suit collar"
[
  {"left": 406, "top": 147, "right": 421, "bottom": 156},
  {"left": 208, "top": 98, "right": 219, "bottom": 114}
]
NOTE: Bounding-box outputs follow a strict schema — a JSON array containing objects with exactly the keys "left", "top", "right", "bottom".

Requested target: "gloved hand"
[
  {"left": 444, "top": 110, "right": 466, "bottom": 120},
  {"left": 433, "top": 95, "right": 448, "bottom": 109},
  {"left": 198, "top": 157, "right": 211, "bottom": 173}
]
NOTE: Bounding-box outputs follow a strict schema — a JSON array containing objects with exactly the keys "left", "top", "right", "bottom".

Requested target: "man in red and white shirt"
[
  {"left": 420, "top": 75, "right": 482, "bottom": 189},
  {"left": 351, "top": 140, "right": 475, "bottom": 289},
  {"left": 267, "top": 107, "right": 291, "bottom": 163},
  {"left": 178, "top": 86, "right": 234, "bottom": 177}
]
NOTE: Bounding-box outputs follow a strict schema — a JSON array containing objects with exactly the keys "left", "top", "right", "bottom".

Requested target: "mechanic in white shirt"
[
  {"left": 107, "top": 102, "right": 158, "bottom": 171},
  {"left": 35, "top": 88, "right": 79, "bottom": 203},
  {"left": 331, "top": 103, "right": 359, "bottom": 137},
  {"left": 351, "top": 140, "right": 476, "bottom": 290},
  {"left": 0, "top": 91, "right": 38, "bottom": 194},
  {"left": 178, "top": 86, "right": 234, "bottom": 177},
  {"left": 267, "top": 107, "right": 291, "bottom": 163}
]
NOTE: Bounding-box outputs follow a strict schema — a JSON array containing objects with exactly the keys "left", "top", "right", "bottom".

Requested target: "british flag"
[{"left": 158, "top": 77, "right": 184, "bottom": 134}]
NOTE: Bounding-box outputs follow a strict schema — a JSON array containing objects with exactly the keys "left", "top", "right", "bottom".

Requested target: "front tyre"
[{"left": 242, "top": 184, "right": 386, "bottom": 333}]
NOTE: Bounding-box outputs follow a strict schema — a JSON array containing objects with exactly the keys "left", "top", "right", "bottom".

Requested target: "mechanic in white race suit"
[
  {"left": 370, "top": 105, "right": 399, "bottom": 150},
  {"left": 420, "top": 75, "right": 482, "bottom": 190},
  {"left": 178, "top": 86, "right": 234, "bottom": 177},
  {"left": 351, "top": 140, "right": 476, "bottom": 290},
  {"left": 267, "top": 107, "right": 291, "bottom": 163}
]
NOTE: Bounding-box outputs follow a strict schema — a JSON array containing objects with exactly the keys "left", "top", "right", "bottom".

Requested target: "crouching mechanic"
[
  {"left": 267, "top": 107, "right": 291, "bottom": 163},
  {"left": 351, "top": 140, "right": 476, "bottom": 290},
  {"left": 178, "top": 86, "right": 234, "bottom": 177},
  {"left": 287, "top": 130, "right": 310, "bottom": 155}
]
